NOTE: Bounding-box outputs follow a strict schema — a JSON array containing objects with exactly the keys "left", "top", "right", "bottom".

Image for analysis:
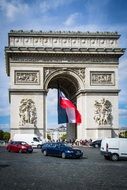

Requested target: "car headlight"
[
  {"left": 66, "top": 150, "right": 74, "bottom": 153},
  {"left": 21, "top": 146, "right": 26, "bottom": 149}
]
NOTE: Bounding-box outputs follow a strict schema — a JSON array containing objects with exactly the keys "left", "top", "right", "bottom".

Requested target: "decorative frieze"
[
  {"left": 11, "top": 54, "right": 118, "bottom": 64},
  {"left": 9, "top": 36, "right": 118, "bottom": 48},
  {"left": 15, "top": 70, "right": 40, "bottom": 84},
  {"left": 94, "top": 98, "right": 112, "bottom": 126},
  {"left": 90, "top": 71, "right": 115, "bottom": 86},
  {"left": 19, "top": 99, "right": 37, "bottom": 127}
]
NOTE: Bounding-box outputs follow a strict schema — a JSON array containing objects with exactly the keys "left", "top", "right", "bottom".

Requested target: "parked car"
[
  {"left": 6, "top": 141, "right": 33, "bottom": 153},
  {"left": 41, "top": 142, "right": 83, "bottom": 159},
  {"left": 90, "top": 140, "right": 102, "bottom": 148},
  {"left": 100, "top": 138, "right": 127, "bottom": 161},
  {"left": 0, "top": 140, "right": 6, "bottom": 146},
  {"left": 13, "top": 134, "right": 44, "bottom": 148}
]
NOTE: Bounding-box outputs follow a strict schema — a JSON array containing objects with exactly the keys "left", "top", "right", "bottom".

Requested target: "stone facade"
[{"left": 5, "top": 30, "right": 125, "bottom": 140}]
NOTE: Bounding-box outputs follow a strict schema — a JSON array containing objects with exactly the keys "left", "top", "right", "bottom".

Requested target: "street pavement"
[{"left": 0, "top": 146, "right": 127, "bottom": 190}]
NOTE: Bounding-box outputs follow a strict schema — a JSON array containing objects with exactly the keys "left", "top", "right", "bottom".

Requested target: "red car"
[{"left": 6, "top": 141, "right": 33, "bottom": 153}]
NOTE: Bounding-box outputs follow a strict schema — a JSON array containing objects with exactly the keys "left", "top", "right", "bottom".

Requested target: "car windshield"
[
  {"left": 61, "top": 143, "right": 72, "bottom": 148},
  {"left": 42, "top": 142, "right": 72, "bottom": 148},
  {"left": 55, "top": 143, "right": 72, "bottom": 148}
]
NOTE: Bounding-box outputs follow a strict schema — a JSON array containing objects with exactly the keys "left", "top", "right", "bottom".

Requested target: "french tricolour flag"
[{"left": 58, "top": 90, "right": 81, "bottom": 124}]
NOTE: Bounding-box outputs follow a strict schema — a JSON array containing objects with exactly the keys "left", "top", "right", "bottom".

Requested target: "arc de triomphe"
[{"left": 5, "top": 30, "right": 125, "bottom": 140}]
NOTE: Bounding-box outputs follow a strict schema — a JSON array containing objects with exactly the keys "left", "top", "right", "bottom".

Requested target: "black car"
[
  {"left": 41, "top": 142, "right": 83, "bottom": 159},
  {"left": 90, "top": 140, "right": 102, "bottom": 148}
]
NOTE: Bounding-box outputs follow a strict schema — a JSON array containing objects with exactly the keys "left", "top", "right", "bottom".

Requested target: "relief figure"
[
  {"left": 19, "top": 99, "right": 37, "bottom": 127},
  {"left": 94, "top": 98, "right": 112, "bottom": 125}
]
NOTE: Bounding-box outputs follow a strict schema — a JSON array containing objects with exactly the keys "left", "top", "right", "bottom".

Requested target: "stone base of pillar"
[
  {"left": 10, "top": 127, "right": 45, "bottom": 140},
  {"left": 85, "top": 128, "right": 119, "bottom": 141},
  {"left": 67, "top": 123, "right": 77, "bottom": 141}
]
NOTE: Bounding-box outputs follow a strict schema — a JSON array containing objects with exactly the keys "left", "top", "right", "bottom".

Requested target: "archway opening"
[{"left": 46, "top": 73, "right": 80, "bottom": 142}]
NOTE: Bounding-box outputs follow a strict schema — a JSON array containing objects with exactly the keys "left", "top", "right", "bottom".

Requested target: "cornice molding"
[
  {"left": 85, "top": 128, "right": 119, "bottom": 130},
  {"left": 9, "top": 89, "right": 48, "bottom": 93},
  {"left": 5, "top": 47, "right": 125, "bottom": 54},
  {"left": 76, "top": 89, "right": 120, "bottom": 96},
  {"left": 9, "top": 30, "right": 120, "bottom": 38},
  {"left": 9, "top": 89, "right": 48, "bottom": 103}
]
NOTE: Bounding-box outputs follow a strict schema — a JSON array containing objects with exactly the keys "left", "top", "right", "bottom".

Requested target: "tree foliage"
[
  {"left": 60, "top": 134, "right": 67, "bottom": 141},
  {"left": 0, "top": 130, "right": 10, "bottom": 142},
  {"left": 3, "top": 132, "right": 10, "bottom": 142},
  {"left": 0, "top": 130, "right": 4, "bottom": 139},
  {"left": 47, "top": 133, "right": 51, "bottom": 140},
  {"left": 119, "top": 131, "right": 127, "bottom": 138}
]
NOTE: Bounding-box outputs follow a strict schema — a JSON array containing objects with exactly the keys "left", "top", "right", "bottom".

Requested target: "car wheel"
[
  {"left": 19, "top": 149, "right": 22, "bottom": 153},
  {"left": 43, "top": 150, "right": 47, "bottom": 156},
  {"left": 28, "top": 150, "right": 33, "bottom": 153},
  {"left": 61, "top": 152, "right": 66, "bottom": 159},
  {"left": 80, "top": 154, "right": 83, "bottom": 159},
  {"left": 111, "top": 154, "right": 119, "bottom": 161},
  {"left": 95, "top": 144, "right": 99, "bottom": 148},
  {"left": 8, "top": 148, "right": 11, "bottom": 152}
]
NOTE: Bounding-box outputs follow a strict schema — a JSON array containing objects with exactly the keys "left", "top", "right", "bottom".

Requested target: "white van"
[
  {"left": 13, "top": 134, "right": 45, "bottom": 148},
  {"left": 100, "top": 138, "right": 127, "bottom": 161}
]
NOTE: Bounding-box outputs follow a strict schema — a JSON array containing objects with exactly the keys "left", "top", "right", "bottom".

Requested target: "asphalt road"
[{"left": 0, "top": 146, "right": 127, "bottom": 190}]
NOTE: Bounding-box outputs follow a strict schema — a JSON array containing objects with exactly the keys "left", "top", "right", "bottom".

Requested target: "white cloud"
[
  {"left": 0, "top": 0, "right": 29, "bottom": 21},
  {"left": 39, "top": 0, "right": 73, "bottom": 13},
  {"left": 64, "top": 13, "right": 80, "bottom": 26}
]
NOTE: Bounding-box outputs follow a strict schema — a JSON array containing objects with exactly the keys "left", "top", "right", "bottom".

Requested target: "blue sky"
[{"left": 0, "top": 0, "right": 127, "bottom": 131}]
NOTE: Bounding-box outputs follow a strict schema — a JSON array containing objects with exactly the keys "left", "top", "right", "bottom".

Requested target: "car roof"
[{"left": 10, "top": 141, "right": 27, "bottom": 143}]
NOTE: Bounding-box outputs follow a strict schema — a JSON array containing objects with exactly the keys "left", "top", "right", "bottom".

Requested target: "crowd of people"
[
  {"left": 47, "top": 138, "right": 93, "bottom": 147},
  {"left": 69, "top": 138, "right": 93, "bottom": 146}
]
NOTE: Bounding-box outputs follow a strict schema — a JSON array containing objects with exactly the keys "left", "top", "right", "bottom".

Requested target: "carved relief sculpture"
[
  {"left": 91, "top": 72, "right": 114, "bottom": 86},
  {"left": 19, "top": 99, "right": 37, "bottom": 127},
  {"left": 94, "top": 98, "right": 112, "bottom": 125},
  {"left": 15, "top": 71, "right": 40, "bottom": 84}
]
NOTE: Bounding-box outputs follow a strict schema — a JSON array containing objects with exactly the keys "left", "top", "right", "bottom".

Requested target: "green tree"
[
  {"left": 47, "top": 134, "right": 51, "bottom": 140},
  {"left": 3, "top": 132, "right": 10, "bottom": 142},
  {"left": 61, "top": 134, "right": 67, "bottom": 141},
  {"left": 0, "top": 130, "right": 4, "bottom": 140},
  {"left": 119, "top": 131, "right": 127, "bottom": 138}
]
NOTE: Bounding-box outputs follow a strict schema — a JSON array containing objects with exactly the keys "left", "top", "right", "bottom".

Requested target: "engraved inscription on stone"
[
  {"left": 15, "top": 71, "right": 40, "bottom": 84},
  {"left": 19, "top": 99, "right": 37, "bottom": 127},
  {"left": 90, "top": 71, "right": 114, "bottom": 86},
  {"left": 94, "top": 98, "right": 112, "bottom": 126}
]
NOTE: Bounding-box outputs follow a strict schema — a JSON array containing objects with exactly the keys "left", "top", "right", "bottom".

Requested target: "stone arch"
[
  {"left": 44, "top": 69, "right": 84, "bottom": 140},
  {"left": 44, "top": 68, "right": 85, "bottom": 98}
]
